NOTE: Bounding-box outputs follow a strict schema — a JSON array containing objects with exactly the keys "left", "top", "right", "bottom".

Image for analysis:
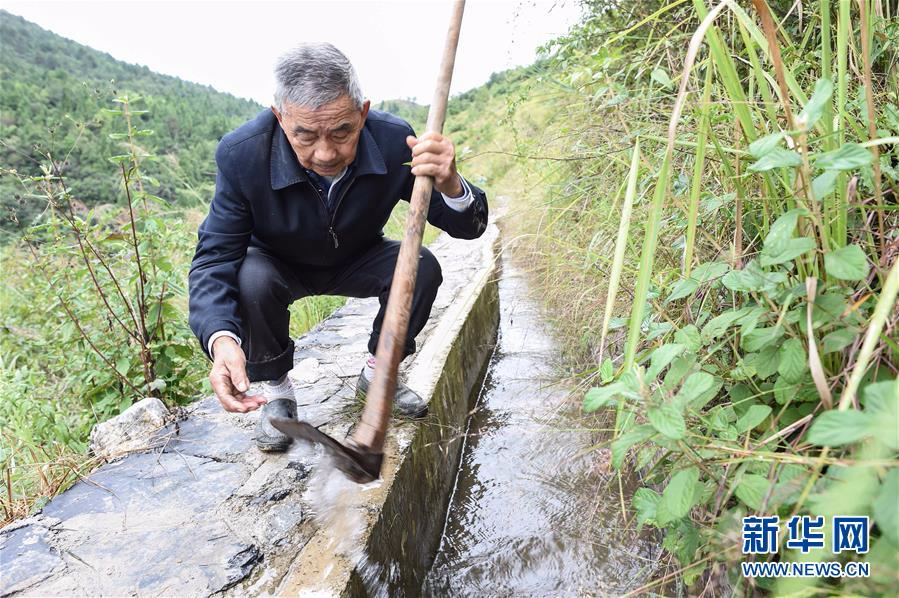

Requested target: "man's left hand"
[{"left": 406, "top": 132, "right": 464, "bottom": 197}]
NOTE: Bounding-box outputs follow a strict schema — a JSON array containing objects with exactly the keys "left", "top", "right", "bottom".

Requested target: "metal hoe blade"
[{"left": 270, "top": 418, "right": 383, "bottom": 484}]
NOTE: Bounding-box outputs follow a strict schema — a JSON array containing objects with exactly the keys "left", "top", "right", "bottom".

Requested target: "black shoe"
[
  {"left": 255, "top": 398, "right": 297, "bottom": 452},
  {"left": 356, "top": 369, "right": 428, "bottom": 419}
]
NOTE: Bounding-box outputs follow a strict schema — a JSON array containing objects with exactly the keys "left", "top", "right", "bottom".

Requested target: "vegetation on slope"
[{"left": 470, "top": 1, "right": 897, "bottom": 594}]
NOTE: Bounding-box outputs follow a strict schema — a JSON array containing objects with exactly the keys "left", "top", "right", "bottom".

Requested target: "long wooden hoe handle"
[{"left": 351, "top": 0, "right": 466, "bottom": 453}]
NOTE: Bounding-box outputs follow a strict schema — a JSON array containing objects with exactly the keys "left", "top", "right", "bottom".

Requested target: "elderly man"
[{"left": 188, "top": 43, "right": 488, "bottom": 452}]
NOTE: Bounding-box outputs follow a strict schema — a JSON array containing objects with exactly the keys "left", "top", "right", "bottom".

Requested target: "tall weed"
[{"left": 514, "top": 1, "right": 896, "bottom": 593}]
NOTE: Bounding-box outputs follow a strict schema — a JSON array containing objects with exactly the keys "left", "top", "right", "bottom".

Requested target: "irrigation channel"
[{"left": 420, "top": 252, "right": 661, "bottom": 595}]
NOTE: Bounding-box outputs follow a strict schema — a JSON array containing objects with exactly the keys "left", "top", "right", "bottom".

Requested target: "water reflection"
[{"left": 423, "top": 262, "right": 660, "bottom": 596}]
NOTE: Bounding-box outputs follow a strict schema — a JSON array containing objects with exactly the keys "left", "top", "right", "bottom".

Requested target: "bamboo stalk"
[
  {"left": 835, "top": 0, "right": 851, "bottom": 246},
  {"left": 683, "top": 66, "right": 714, "bottom": 277},
  {"left": 624, "top": 1, "right": 731, "bottom": 371},
  {"left": 692, "top": 1, "right": 756, "bottom": 142},
  {"left": 857, "top": 0, "right": 886, "bottom": 260},
  {"left": 599, "top": 138, "right": 641, "bottom": 363}
]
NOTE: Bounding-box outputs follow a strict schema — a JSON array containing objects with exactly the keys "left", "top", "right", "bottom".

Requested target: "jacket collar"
[{"left": 270, "top": 119, "right": 387, "bottom": 191}]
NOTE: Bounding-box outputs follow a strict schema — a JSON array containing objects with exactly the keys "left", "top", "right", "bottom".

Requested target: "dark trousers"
[{"left": 237, "top": 239, "right": 443, "bottom": 382}]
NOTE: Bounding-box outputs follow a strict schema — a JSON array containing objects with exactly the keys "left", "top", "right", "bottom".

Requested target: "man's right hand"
[{"left": 209, "top": 336, "right": 267, "bottom": 413}]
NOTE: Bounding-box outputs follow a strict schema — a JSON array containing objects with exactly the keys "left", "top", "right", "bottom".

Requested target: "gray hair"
[{"left": 273, "top": 43, "right": 363, "bottom": 111}]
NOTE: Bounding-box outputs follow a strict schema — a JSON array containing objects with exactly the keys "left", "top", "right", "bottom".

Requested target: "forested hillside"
[{"left": 0, "top": 10, "right": 261, "bottom": 237}]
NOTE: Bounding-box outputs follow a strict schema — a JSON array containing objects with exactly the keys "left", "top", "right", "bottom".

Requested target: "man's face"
[{"left": 272, "top": 95, "right": 370, "bottom": 177}]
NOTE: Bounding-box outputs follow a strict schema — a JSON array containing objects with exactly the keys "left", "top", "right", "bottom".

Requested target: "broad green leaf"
[
  {"left": 721, "top": 260, "right": 788, "bottom": 293},
  {"left": 861, "top": 379, "right": 898, "bottom": 410},
  {"left": 708, "top": 406, "right": 731, "bottom": 431},
  {"left": 646, "top": 343, "right": 686, "bottom": 380},
  {"left": 773, "top": 375, "right": 797, "bottom": 404},
  {"left": 728, "top": 384, "right": 753, "bottom": 404},
  {"left": 750, "top": 344, "right": 781, "bottom": 379},
  {"left": 760, "top": 236, "right": 817, "bottom": 267},
  {"left": 797, "top": 78, "right": 833, "bottom": 130},
  {"left": 618, "top": 370, "right": 642, "bottom": 398},
  {"left": 873, "top": 469, "right": 899, "bottom": 544},
  {"left": 862, "top": 380, "right": 899, "bottom": 450},
  {"left": 821, "top": 327, "right": 857, "bottom": 354},
  {"left": 674, "top": 371, "right": 721, "bottom": 410},
  {"left": 116, "top": 356, "right": 130, "bottom": 374},
  {"left": 734, "top": 474, "right": 771, "bottom": 510},
  {"left": 600, "top": 358, "right": 614, "bottom": 383},
  {"left": 812, "top": 293, "right": 848, "bottom": 319},
  {"left": 633, "top": 487, "right": 661, "bottom": 526},
  {"left": 737, "top": 306, "right": 768, "bottom": 336},
  {"left": 721, "top": 268, "right": 756, "bottom": 292},
  {"left": 811, "top": 170, "right": 839, "bottom": 200},
  {"left": 583, "top": 383, "right": 623, "bottom": 412},
  {"left": 674, "top": 325, "right": 701, "bottom": 351},
  {"left": 666, "top": 278, "right": 698, "bottom": 302},
  {"left": 662, "top": 356, "right": 695, "bottom": 391},
  {"left": 824, "top": 244, "right": 869, "bottom": 281},
  {"left": 730, "top": 359, "right": 756, "bottom": 381},
  {"left": 645, "top": 322, "right": 673, "bottom": 342},
  {"left": 764, "top": 208, "right": 807, "bottom": 247},
  {"left": 702, "top": 307, "right": 750, "bottom": 341},
  {"left": 718, "top": 421, "right": 740, "bottom": 440},
  {"left": 886, "top": 103, "right": 899, "bottom": 130},
  {"left": 648, "top": 404, "right": 686, "bottom": 439},
  {"left": 778, "top": 338, "right": 807, "bottom": 383},
  {"left": 742, "top": 327, "right": 784, "bottom": 352},
  {"left": 683, "top": 562, "right": 707, "bottom": 587},
  {"left": 657, "top": 467, "right": 700, "bottom": 524},
  {"left": 665, "top": 520, "right": 700, "bottom": 565},
  {"left": 748, "top": 131, "right": 787, "bottom": 159},
  {"left": 690, "top": 261, "right": 729, "bottom": 283},
  {"left": 806, "top": 410, "right": 877, "bottom": 446},
  {"left": 814, "top": 143, "right": 873, "bottom": 170},
  {"left": 769, "top": 464, "right": 808, "bottom": 506},
  {"left": 611, "top": 424, "right": 656, "bottom": 469},
  {"left": 650, "top": 67, "right": 672, "bottom": 88},
  {"left": 807, "top": 438, "right": 883, "bottom": 517},
  {"left": 735, "top": 405, "right": 772, "bottom": 433},
  {"left": 748, "top": 147, "right": 802, "bottom": 171}
]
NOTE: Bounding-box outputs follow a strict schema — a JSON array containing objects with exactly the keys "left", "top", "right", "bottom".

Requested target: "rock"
[
  {"left": 29, "top": 452, "right": 260, "bottom": 595},
  {"left": 88, "top": 397, "right": 170, "bottom": 459},
  {"left": 0, "top": 521, "right": 64, "bottom": 595},
  {"left": 160, "top": 416, "right": 254, "bottom": 461},
  {"left": 289, "top": 357, "right": 321, "bottom": 384}
]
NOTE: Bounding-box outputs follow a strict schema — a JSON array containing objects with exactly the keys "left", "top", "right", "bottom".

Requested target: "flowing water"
[{"left": 423, "top": 258, "right": 661, "bottom": 596}]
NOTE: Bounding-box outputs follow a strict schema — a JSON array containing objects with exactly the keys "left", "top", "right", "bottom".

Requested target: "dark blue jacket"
[{"left": 188, "top": 109, "right": 489, "bottom": 358}]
